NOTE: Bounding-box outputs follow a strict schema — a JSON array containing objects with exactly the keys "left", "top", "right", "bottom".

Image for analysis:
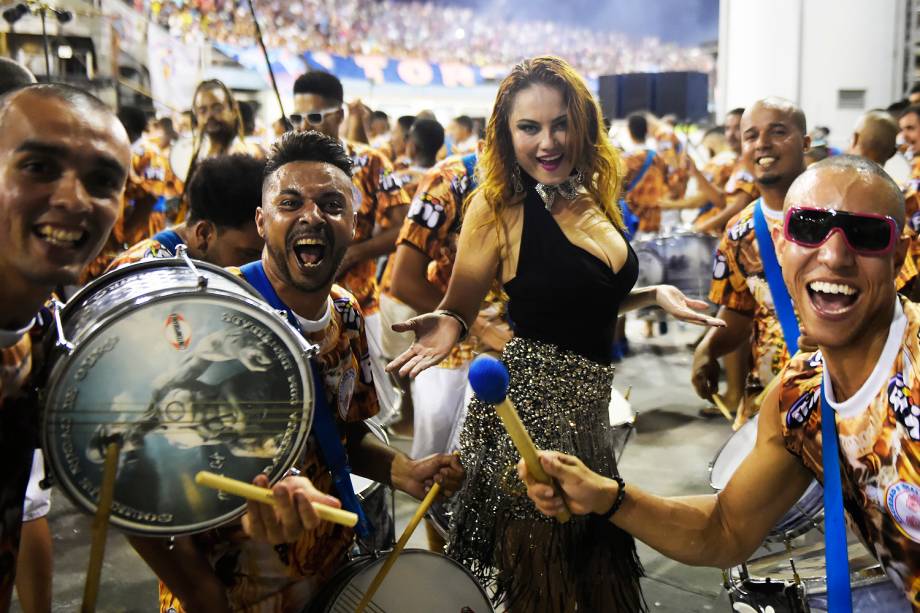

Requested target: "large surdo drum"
[{"left": 42, "top": 256, "right": 316, "bottom": 535}]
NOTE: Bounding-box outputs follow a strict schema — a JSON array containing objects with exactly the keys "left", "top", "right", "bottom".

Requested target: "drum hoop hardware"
[
  {"left": 175, "top": 245, "right": 208, "bottom": 290},
  {"left": 51, "top": 297, "right": 74, "bottom": 354}
]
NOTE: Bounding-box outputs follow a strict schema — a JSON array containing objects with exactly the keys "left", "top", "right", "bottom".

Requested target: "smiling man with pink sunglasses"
[{"left": 519, "top": 155, "right": 920, "bottom": 611}]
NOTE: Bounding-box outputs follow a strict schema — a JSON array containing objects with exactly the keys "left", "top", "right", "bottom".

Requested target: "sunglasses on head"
[
  {"left": 783, "top": 206, "right": 898, "bottom": 255},
  {"left": 289, "top": 106, "right": 342, "bottom": 127}
]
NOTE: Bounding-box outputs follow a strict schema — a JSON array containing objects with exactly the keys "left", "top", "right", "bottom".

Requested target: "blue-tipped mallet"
[{"left": 468, "top": 355, "right": 571, "bottom": 523}]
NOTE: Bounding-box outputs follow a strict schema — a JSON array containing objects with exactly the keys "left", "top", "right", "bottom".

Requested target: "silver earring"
[
  {"left": 512, "top": 163, "right": 524, "bottom": 194},
  {"left": 573, "top": 168, "right": 584, "bottom": 187}
]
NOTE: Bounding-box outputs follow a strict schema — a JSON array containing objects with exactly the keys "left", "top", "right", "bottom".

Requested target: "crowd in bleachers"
[{"left": 131, "top": 0, "right": 712, "bottom": 77}]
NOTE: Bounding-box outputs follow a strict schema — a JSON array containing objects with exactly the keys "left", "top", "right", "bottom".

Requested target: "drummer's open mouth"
[
  {"left": 806, "top": 279, "right": 860, "bottom": 317},
  {"left": 293, "top": 236, "right": 326, "bottom": 267},
  {"left": 33, "top": 223, "right": 88, "bottom": 249},
  {"left": 756, "top": 155, "right": 777, "bottom": 169}
]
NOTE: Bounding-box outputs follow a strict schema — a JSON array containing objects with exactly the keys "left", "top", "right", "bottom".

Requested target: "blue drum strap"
[
  {"left": 153, "top": 229, "right": 184, "bottom": 255},
  {"left": 239, "top": 260, "right": 373, "bottom": 538},
  {"left": 820, "top": 381, "right": 853, "bottom": 612},
  {"left": 752, "top": 198, "right": 799, "bottom": 354}
]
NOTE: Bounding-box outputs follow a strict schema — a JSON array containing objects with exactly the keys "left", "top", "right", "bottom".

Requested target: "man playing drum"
[
  {"left": 106, "top": 154, "right": 265, "bottom": 271},
  {"left": 692, "top": 98, "right": 809, "bottom": 425},
  {"left": 522, "top": 155, "right": 920, "bottom": 610},
  {"left": 135, "top": 130, "right": 463, "bottom": 613},
  {"left": 0, "top": 83, "right": 131, "bottom": 612}
]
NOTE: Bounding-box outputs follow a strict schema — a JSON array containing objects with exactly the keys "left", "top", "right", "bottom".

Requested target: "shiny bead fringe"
[{"left": 446, "top": 337, "right": 647, "bottom": 612}]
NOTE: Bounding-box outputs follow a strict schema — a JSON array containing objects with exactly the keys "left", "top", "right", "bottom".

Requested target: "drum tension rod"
[
  {"left": 175, "top": 245, "right": 209, "bottom": 290},
  {"left": 51, "top": 297, "right": 74, "bottom": 354}
]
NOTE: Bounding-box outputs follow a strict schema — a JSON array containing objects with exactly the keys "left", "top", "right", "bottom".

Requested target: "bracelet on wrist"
[
  {"left": 597, "top": 474, "right": 626, "bottom": 521},
  {"left": 434, "top": 309, "right": 470, "bottom": 342}
]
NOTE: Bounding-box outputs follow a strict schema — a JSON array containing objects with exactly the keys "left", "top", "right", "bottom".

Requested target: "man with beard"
[
  {"left": 292, "top": 71, "right": 412, "bottom": 426},
  {"left": 106, "top": 154, "right": 265, "bottom": 270},
  {"left": 692, "top": 98, "right": 809, "bottom": 426},
  {"left": 0, "top": 83, "right": 131, "bottom": 611},
  {"left": 898, "top": 105, "right": 920, "bottom": 188},
  {"left": 137, "top": 131, "right": 462, "bottom": 613},
  {"left": 523, "top": 156, "right": 920, "bottom": 610}
]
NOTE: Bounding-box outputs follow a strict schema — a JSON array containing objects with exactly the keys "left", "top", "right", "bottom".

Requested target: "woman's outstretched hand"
[
  {"left": 655, "top": 285, "right": 725, "bottom": 328},
  {"left": 385, "top": 312, "right": 463, "bottom": 378}
]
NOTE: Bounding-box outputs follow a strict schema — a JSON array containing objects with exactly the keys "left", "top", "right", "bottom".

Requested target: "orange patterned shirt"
[
  {"left": 622, "top": 149, "right": 671, "bottom": 233},
  {"left": 654, "top": 127, "right": 689, "bottom": 199},
  {"left": 386, "top": 154, "right": 506, "bottom": 369},
  {"left": 778, "top": 298, "right": 920, "bottom": 609},
  {"left": 694, "top": 150, "right": 738, "bottom": 227},
  {"left": 709, "top": 201, "right": 790, "bottom": 387},
  {"left": 159, "top": 283, "right": 379, "bottom": 613},
  {"left": 104, "top": 233, "right": 180, "bottom": 273},
  {"left": 126, "top": 138, "right": 184, "bottom": 231},
  {"left": 337, "top": 141, "right": 412, "bottom": 316}
]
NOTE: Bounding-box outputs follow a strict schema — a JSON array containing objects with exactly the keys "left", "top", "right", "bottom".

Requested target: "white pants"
[
  {"left": 410, "top": 364, "right": 473, "bottom": 459},
  {"left": 23, "top": 449, "right": 50, "bottom": 522},
  {"left": 364, "top": 312, "right": 402, "bottom": 425}
]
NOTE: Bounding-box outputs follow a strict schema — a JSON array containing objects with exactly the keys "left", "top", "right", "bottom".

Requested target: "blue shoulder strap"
[
  {"left": 820, "top": 379, "right": 854, "bottom": 612},
  {"left": 626, "top": 149, "right": 656, "bottom": 193},
  {"left": 461, "top": 152, "right": 478, "bottom": 191},
  {"left": 751, "top": 199, "right": 800, "bottom": 354},
  {"left": 153, "top": 229, "right": 184, "bottom": 255},
  {"left": 239, "top": 260, "right": 373, "bottom": 539}
]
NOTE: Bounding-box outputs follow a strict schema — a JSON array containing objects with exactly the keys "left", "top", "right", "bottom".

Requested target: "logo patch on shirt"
[
  {"left": 712, "top": 251, "right": 728, "bottom": 280},
  {"left": 728, "top": 216, "right": 754, "bottom": 242},
  {"left": 163, "top": 313, "right": 191, "bottom": 350},
  {"left": 888, "top": 372, "right": 920, "bottom": 441},
  {"left": 886, "top": 481, "right": 920, "bottom": 543},
  {"left": 786, "top": 389, "right": 819, "bottom": 428},
  {"left": 337, "top": 367, "right": 356, "bottom": 420}
]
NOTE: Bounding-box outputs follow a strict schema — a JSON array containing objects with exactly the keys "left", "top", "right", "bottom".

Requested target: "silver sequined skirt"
[{"left": 446, "top": 336, "right": 646, "bottom": 612}]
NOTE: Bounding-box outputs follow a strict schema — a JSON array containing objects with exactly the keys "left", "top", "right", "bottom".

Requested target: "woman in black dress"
[{"left": 388, "top": 56, "right": 723, "bottom": 612}]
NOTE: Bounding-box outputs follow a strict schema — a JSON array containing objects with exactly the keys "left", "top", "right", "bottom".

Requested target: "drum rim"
[
  {"left": 320, "top": 548, "right": 494, "bottom": 611},
  {"left": 43, "top": 290, "right": 316, "bottom": 536},
  {"left": 62, "top": 258, "right": 262, "bottom": 318}
]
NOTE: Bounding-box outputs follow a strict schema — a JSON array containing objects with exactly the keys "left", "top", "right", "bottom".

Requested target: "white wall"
[{"left": 718, "top": 0, "right": 906, "bottom": 149}]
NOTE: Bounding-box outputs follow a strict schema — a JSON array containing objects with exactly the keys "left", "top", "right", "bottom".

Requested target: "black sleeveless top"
[{"left": 504, "top": 173, "right": 639, "bottom": 364}]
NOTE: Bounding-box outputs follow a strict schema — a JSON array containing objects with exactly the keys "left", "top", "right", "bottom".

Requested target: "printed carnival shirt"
[
  {"left": 0, "top": 311, "right": 50, "bottom": 609},
  {"left": 384, "top": 154, "right": 506, "bottom": 370},
  {"left": 693, "top": 150, "right": 739, "bottom": 227},
  {"left": 709, "top": 201, "right": 790, "bottom": 388},
  {"left": 159, "top": 282, "right": 379, "bottom": 613},
  {"left": 778, "top": 298, "right": 920, "bottom": 610},
  {"left": 622, "top": 149, "right": 672, "bottom": 233},
  {"left": 337, "top": 141, "right": 411, "bottom": 316}
]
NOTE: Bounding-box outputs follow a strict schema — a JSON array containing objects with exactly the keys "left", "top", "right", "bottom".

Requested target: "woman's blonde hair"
[{"left": 470, "top": 56, "right": 625, "bottom": 230}]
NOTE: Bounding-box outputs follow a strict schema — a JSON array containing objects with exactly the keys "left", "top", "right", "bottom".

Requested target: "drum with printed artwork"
[
  {"left": 41, "top": 256, "right": 316, "bottom": 535},
  {"left": 634, "top": 231, "right": 717, "bottom": 300}
]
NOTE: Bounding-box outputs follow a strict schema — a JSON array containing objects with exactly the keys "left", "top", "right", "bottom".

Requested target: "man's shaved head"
[
  {"left": 0, "top": 58, "right": 35, "bottom": 96},
  {"left": 743, "top": 97, "right": 807, "bottom": 135},
  {"left": 851, "top": 110, "right": 898, "bottom": 165},
  {"left": 785, "top": 154, "right": 905, "bottom": 228},
  {"left": 0, "top": 83, "right": 114, "bottom": 125}
]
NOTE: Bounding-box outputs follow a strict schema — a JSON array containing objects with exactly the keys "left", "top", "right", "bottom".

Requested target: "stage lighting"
[
  {"left": 3, "top": 3, "right": 29, "bottom": 25},
  {"left": 57, "top": 43, "right": 71, "bottom": 59},
  {"left": 53, "top": 8, "right": 71, "bottom": 24}
]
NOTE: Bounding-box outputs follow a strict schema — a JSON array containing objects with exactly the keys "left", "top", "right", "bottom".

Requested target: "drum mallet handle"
[
  {"left": 194, "top": 471, "right": 358, "bottom": 528},
  {"left": 468, "top": 355, "right": 572, "bottom": 523},
  {"left": 711, "top": 393, "right": 734, "bottom": 422},
  {"left": 81, "top": 441, "right": 120, "bottom": 613},
  {"left": 354, "top": 482, "right": 442, "bottom": 613}
]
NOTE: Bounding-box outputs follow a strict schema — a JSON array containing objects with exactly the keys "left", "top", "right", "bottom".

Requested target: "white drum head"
[{"left": 709, "top": 414, "right": 758, "bottom": 490}]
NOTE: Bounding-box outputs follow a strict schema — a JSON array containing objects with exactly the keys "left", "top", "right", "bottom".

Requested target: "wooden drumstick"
[
  {"left": 354, "top": 482, "right": 442, "bottom": 613},
  {"left": 710, "top": 393, "right": 734, "bottom": 422},
  {"left": 82, "top": 441, "right": 120, "bottom": 613},
  {"left": 194, "top": 471, "right": 358, "bottom": 528},
  {"left": 468, "top": 355, "right": 572, "bottom": 523}
]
